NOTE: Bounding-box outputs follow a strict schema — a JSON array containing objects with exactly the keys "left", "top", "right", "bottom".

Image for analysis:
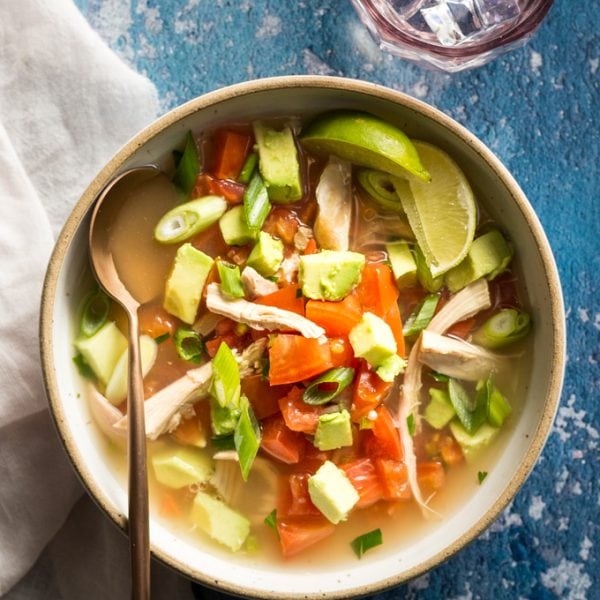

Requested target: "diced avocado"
[
  {"left": 151, "top": 445, "right": 213, "bottom": 489},
  {"left": 191, "top": 491, "right": 250, "bottom": 551},
  {"left": 449, "top": 420, "right": 499, "bottom": 462},
  {"left": 308, "top": 460, "right": 359, "bottom": 524},
  {"left": 414, "top": 244, "right": 443, "bottom": 292},
  {"left": 246, "top": 231, "right": 284, "bottom": 277},
  {"left": 104, "top": 335, "right": 158, "bottom": 405},
  {"left": 74, "top": 321, "right": 127, "bottom": 385},
  {"left": 445, "top": 230, "right": 514, "bottom": 293},
  {"left": 314, "top": 410, "right": 353, "bottom": 451},
  {"left": 253, "top": 121, "right": 302, "bottom": 203},
  {"left": 386, "top": 241, "right": 417, "bottom": 287},
  {"left": 349, "top": 312, "right": 397, "bottom": 368},
  {"left": 299, "top": 250, "right": 365, "bottom": 301},
  {"left": 376, "top": 353, "right": 406, "bottom": 383},
  {"left": 164, "top": 243, "right": 213, "bottom": 324},
  {"left": 424, "top": 388, "right": 456, "bottom": 430},
  {"left": 219, "top": 205, "right": 258, "bottom": 246}
]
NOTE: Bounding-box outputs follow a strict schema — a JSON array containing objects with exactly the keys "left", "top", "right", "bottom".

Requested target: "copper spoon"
[{"left": 88, "top": 165, "right": 161, "bottom": 600}]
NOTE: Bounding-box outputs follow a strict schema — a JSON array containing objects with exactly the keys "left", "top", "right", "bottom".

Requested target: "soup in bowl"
[{"left": 40, "top": 76, "right": 565, "bottom": 598}]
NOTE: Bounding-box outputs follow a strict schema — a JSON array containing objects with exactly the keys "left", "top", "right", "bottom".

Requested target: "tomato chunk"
[
  {"left": 375, "top": 459, "right": 411, "bottom": 501},
  {"left": 260, "top": 415, "right": 305, "bottom": 464},
  {"left": 340, "top": 458, "right": 384, "bottom": 508},
  {"left": 278, "top": 387, "right": 323, "bottom": 434},
  {"left": 328, "top": 336, "right": 355, "bottom": 368},
  {"left": 269, "top": 335, "right": 334, "bottom": 385},
  {"left": 417, "top": 461, "right": 446, "bottom": 493},
  {"left": 276, "top": 516, "right": 335, "bottom": 558},
  {"left": 256, "top": 284, "right": 304, "bottom": 316},
  {"left": 351, "top": 361, "right": 392, "bottom": 422},
  {"left": 241, "top": 374, "right": 290, "bottom": 420},
  {"left": 357, "top": 262, "right": 399, "bottom": 317},
  {"left": 305, "top": 294, "right": 362, "bottom": 337},
  {"left": 363, "top": 405, "right": 403, "bottom": 462},
  {"left": 211, "top": 129, "right": 252, "bottom": 181}
]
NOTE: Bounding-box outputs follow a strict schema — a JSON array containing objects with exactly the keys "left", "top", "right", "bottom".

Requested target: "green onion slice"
[
  {"left": 472, "top": 308, "right": 531, "bottom": 349},
  {"left": 154, "top": 195, "right": 227, "bottom": 244},
  {"left": 243, "top": 172, "right": 271, "bottom": 231},
  {"left": 357, "top": 169, "right": 404, "bottom": 212},
  {"left": 302, "top": 367, "right": 355, "bottom": 405},
  {"left": 478, "top": 374, "right": 512, "bottom": 427},
  {"left": 234, "top": 395, "right": 261, "bottom": 481},
  {"left": 79, "top": 289, "right": 110, "bottom": 337},
  {"left": 448, "top": 378, "right": 486, "bottom": 435},
  {"left": 407, "top": 413, "right": 415, "bottom": 436},
  {"left": 211, "top": 342, "right": 241, "bottom": 409},
  {"left": 238, "top": 152, "right": 258, "bottom": 184},
  {"left": 350, "top": 528, "right": 383, "bottom": 559},
  {"left": 73, "top": 352, "right": 95, "bottom": 380},
  {"left": 264, "top": 509, "right": 278, "bottom": 532},
  {"left": 173, "top": 327, "right": 204, "bottom": 363},
  {"left": 211, "top": 434, "right": 236, "bottom": 451},
  {"left": 173, "top": 131, "right": 200, "bottom": 195},
  {"left": 402, "top": 294, "right": 440, "bottom": 338},
  {"left": 210, "top": 398, "right": 240, "bottom": 436},
  {"left": 154, "top": 332, "right": 170, "bottom": 345},
  {"left": 217, "top": 260, "right": 245, "bottom": 298}
]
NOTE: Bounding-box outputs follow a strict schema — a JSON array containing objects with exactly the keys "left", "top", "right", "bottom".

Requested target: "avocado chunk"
[
  {"left": 191, "top": 491, "right": 250, "bottom": 551},
  {"left": 299, "top": 250, "right": 365, "bottom": 301},
  {"left": 414, "top": 244, "right": 443, "bottom": 292},
  {"left": 219, "top": 205, "right": 258, "bottom": 246},
  {"left": 164, "top": 243, "right": 214, "bottom": 324},
  {"left": 151, "top": 445, "right": 213, "bottom": 489},
  {"left": 349, "top": 312, "right": 397, "bottom": 368},
  {"left": 386, "top": 241, "right": 417, "bottom": 287},
  {"left": 376, "top": 353, "right": 406, "bottom": 383},
  {"left": 445, "top": 230, "right": 513, "bottom": 293},
  {"left": 253, "top": 121, "right": 302, "bottom": 203},
  {"left": 314, "top": 410, "right": 353, "bottom": 451},
  {"left": 246, "top": 231, "right": 284, "bottom": 277},
  {"left": 308, "top": 460, "right": 359, "bottom": 524},
  {"left": 105, "top": 335, "right": 158, "bottom": 405},
  {"left": 449, "top": 420, "right": 499, "bottom": 462},
  {"left": 74, "top": 321, "right": 128, "bottom": 385},
  {"left": 424, "top": 388, "right": 456, "bottom": 430}
]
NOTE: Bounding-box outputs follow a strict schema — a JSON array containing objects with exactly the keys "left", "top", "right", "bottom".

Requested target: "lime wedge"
[
  {"left": 395, "top": 142, "right": 476, "bottom": 278},
  {"left": 300, "top": 111, "right": 430, "bottom": 182}
]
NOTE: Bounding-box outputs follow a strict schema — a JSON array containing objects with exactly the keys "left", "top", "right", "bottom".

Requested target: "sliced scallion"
[
  {"left": 211, "top": 434, "right": 236, "bottom": 450},
  {"left": 478, "top": 374, "right": 512, "bottom": 427},
  {"left": 357, "top": 169, "right": 403, "bottom": 212},
  {"left": 210, "top": 398, "right": 240, "bottom": 436},
  {"left": 302, "top": 367, "right": 355, "bottom": 405},
  {"left": 174, "top": 327, "right": 204, "bottom": 363},
  {"left": 402, "top": 294, "right": 440, "bottom": 338},
  {"left": 217, "top": 260, "right": 245, "bottom": 298},
  {"left": 407, "top": 413, "right": 415, "bottom": 436},
  {"left": 238, "top": 152, "right": 258, "bottom": 184},
  {"left": 73, "top": 352, "right": 95, "bottom": 380},
  {"left": 154, "top": 195, "right": 227, "bottom": 244},
  {"left": 243, "top": 172, "right": 271, "bottom": 231},
  {"left": 173, "top": 131, "right": 200, "bottom": 195},
  {"left": 350, "top": 528, "right": 383, "bottom": 559},
  {"left": 472, "top": 309, "right": 531, "bottom": 349},
  {"left": 234, "top": 396, "right": 261, "bottom": 481},
  {"left": 210, "top": 342, "right": 241, "bottom": 409},
  {"left": 154, "top": 332, "right": 170, "bottom": 345},
  {"left": 264, "top": 509, "right": 278, "bottom": 533},
  {"left": 79, "top": 289, "right": 110, "bottom": 337},
  {"left": 448, "top": 378, "right": 486, "bottom": 435}
]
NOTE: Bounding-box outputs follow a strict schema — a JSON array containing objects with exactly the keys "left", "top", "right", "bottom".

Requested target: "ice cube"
[{"left": 474, "top": 0, "right": 522, "bottom": 26}]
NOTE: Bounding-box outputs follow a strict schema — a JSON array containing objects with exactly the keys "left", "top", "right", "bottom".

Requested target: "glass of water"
[{"left": 351, "top": 0, "right": 553, "bottom": 71}]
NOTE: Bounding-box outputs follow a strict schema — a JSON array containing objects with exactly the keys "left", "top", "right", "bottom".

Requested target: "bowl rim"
[{"left": 40, "top": 74, "right": 566, "bottom": 599}]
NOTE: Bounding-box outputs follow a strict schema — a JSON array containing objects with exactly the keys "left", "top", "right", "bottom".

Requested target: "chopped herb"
[
  {"left": 73, "top": 352, "right": 95, "bottom": 380},
  {"left": 302, "top": 367, "right": 355, "bottom": 405},
  {"left": 211, "top": 434, "right": 236, "bottom": 450},
  {"left": 295, "top": 288, "right": 303, "bottom": 298},
  {"left": 407, "top": 413, "right": 415, "bottom": 436},
  {"left": 174, "top": 327, "right": 204, "bottom": 363},
  {"left": 478, "top": 471, "right": 488, "bottom": 484},
  {"left": 350, "top": 529, "right": 383, "bottom": 559},
  {"left": 154, "top": 332, "right": 170, "bottom": 345},
  {"left": 264, "top": 509, "right": 278, "bottom": 532},
  {"left": 261, "top": 356, "right": 270, "bottom": 380}
]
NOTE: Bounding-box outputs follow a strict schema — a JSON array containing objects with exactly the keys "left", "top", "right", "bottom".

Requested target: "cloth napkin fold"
[{"left": 0, "top": 0, "right": 160, "bottom": 595}]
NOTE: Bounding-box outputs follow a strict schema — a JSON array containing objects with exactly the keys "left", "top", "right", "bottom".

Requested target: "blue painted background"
[{"left": 74, "top": 1, "right": 599, "bottom": 598}]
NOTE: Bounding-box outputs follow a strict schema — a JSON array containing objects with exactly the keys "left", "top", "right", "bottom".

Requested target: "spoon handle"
[{"left": 127, "top": 309, "right": 150, "bottom": 599}]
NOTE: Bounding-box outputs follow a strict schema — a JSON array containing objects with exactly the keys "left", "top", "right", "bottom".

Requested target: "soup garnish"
[{"left": 74, "top": 111, "right": 531, "bottom": 559}]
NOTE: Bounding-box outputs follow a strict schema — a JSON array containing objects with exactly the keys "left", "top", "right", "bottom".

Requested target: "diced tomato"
[
  {"left": 446, "top": 317, "right": 476, "bottom": 340},
  {"left": 214, "top": 317, "right": 237, "bottom": 336},
  {"left": 439, "top": 435, "right": 464, "bottom": 466},
  {"left": 269, "top": 335, "right": 334, "bottom": 385},
  {"left": 351, "top": 361, "right": 392, "bottom": 422},
  {"left": 375, "top": 459, "right": 411, "bottom": 501},
  {"left": 211, "top": 130, "right": 252, "bottom": 181},
  {"left": 256, "top": 284, "right": 304, "bottom": 316},
  {"left": 278, "top": 473, "right": 321, "bottom": 518},
  {"left": 260, "top": 415, "right": 305, "bottom": 464},
  {"left": 159, "top": 491, "right": 182, "bottom": 518},
  {"left": 192, "top": 172, "right": 246, "bottom": 204},
  {"left": 205, "top": 333, "right": 240, "bottom": 357},
  {"left": 241, "top": 374, "right": 288, "bottom": 420},
  {"left": 328, "top": 336, "right": 355, "bottom": 368},
  {"left": 303, "top": 238, "right": 318, "bottom": 255},
  {"left": 384, "top": 300, "right": 406, "bottom": 358},
  {"left": 190, "top": 222, "right": 229, "bottom": 257},
  {"left": 305, "top": 294, "right": 363, "bottom": 337},
  {"left": 278, "top": 387, "right": 323, "bottom": 434},
  {"left": 138, "top": 303, "right": 179, "bottom": 338},
  {"left": 357, "top": 262, "right": 399, "bottom": 318},
  {"left": 276, "top": 516, "right": 335, "bottom": 558},
  {"left": 263, "top": 207, "right": 300, "bottom": 245},
  {"left": 363, "top": 405, "right": 403, "bottom": 462},
  {"left": 340, "top": 458, "right": 384, "bottom": 509},
  {"left": 417, "top": 461, "right": 446, "bottom": 493}
]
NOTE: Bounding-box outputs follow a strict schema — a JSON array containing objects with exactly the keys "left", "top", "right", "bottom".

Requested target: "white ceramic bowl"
[{"left": 40, "top": 76, "right": 565, "bottom": 598}]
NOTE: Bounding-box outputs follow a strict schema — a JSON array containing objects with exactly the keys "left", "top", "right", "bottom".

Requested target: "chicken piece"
[
  {"left": 241, "top": 266, "right": 278, "bottom": 299},
  {"left": 419, "top": 330, "right": 504, "bottom": 381},
  {"left": 205, "top": 283, "right": 324, "bottom": 338},
  {"left": 279, "top": 251, "right": 300, "bottom": 284},
  {"left": 293, "top": 226, "right": 313, "bottom": 252},
  {"left": 314, "top": 157, "right": 352, "bottom": 251},
  {"left": 87, "top": 382, "right": 126, "bottom": 445}
]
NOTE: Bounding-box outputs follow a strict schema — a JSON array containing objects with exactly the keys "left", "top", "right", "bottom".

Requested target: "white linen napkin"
[{"left": 0, "top": 0, "right": 160, "bottom": 595}]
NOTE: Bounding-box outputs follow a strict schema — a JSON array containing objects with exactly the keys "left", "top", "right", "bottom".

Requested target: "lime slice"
[
  {"left": 395, "top": 142, "right": 476, "bottom": 278},
  {"left": 300, "top": 111, "right": 430, "bottom": 182}
]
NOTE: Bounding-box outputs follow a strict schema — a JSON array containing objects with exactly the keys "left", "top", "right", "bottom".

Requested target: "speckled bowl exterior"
[{"left": 40, "top": 76, "right": 565, "bottom": 599}]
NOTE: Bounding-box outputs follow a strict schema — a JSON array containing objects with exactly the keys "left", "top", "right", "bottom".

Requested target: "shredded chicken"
[
  {"left": 314, "top": 157, "right": 352, "bottom": 251},
  {"left": 206, "top": 282, "right": 324, "bottom": 338},
  {"left": 241, "top": 266, "right": 278, "bottom": 299},
  {"left": 279, "top": 252, "right": 300, "bottom": 283},
  {"left": 293, "top": 226, "right": 313, "bottom": 252},
  {"left": 419, "top": 330, "right": 504, "bottom": 381},
  {"left": 87, "top": 382, "right": 126, "bottom": 445}
]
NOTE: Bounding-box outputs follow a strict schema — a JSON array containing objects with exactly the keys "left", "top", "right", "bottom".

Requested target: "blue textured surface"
[{"left": 75, "top": 1, "right": 599, "bottom": 598}]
